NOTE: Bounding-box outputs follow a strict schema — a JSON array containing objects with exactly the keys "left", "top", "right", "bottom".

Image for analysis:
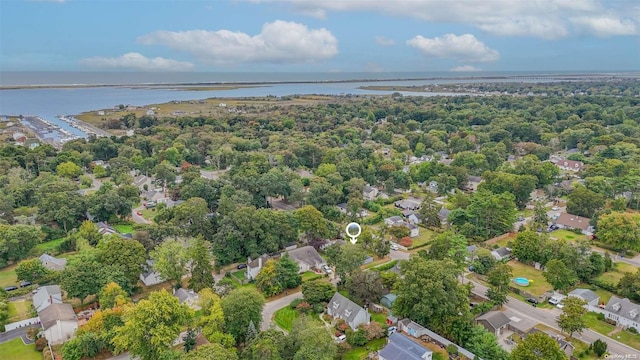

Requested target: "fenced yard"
[{"left": 507, "top": 260, "right": 552, "bottom": 297}]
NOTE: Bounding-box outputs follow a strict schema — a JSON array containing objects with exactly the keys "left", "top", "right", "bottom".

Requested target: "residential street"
[
  {"left": 260, "top": 292, "right": 303, "bottom": 331},
  {"left": 469, "top": 279, "right": 639, "bottom": 356},
  {"left": 131, "top": 205, "right": 150, "bottom": 224},
  {"left": 0, "top": 325, "right": 39, "bottom": 344},
  {"left": 389, "top": 248, "right": 410, "bottom": 261}
]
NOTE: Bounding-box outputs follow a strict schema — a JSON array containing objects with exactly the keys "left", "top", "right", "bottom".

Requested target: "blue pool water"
[{"left": 514, "top": 277, "right": 530, "bottom": 286}]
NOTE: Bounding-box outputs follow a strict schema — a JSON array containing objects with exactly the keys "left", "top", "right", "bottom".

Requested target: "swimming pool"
[{"left": 514, "top": 277, "right": 530, "bottom": 286}]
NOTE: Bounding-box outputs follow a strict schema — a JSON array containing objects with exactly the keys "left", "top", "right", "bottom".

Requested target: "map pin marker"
[{"left": 346, "top": 222, "right": 362, "bottom": 244}]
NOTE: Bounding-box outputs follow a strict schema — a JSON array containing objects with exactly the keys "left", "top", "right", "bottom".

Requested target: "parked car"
[
  {"left": 322, "top": 265, "right": 333, "bottom": 274},
  {"left": 526, "top": 297, "right": 538, "bottom": 304},
  {"left": 337, "top": 334, "right": 347, "bottom": 343},
  {"left": 390, "top": 243, "right": 399, "bottom": 251},
  {"left": 387, "top": 326, "right": 397, "bottom": 335},
  {"left": 548, "top": 297, "right": 561, "bottom": 305},
  {"left": 4, "top": 286, "right": 18, "bottom": 292},
  {"left": 236, "top": 264, "right": 247, "bottom": 269},
  {"left": 517, "top": 216, "right": 525, "bottom": 221},
  {"left": 19, "top": 281, "right": 32, "bottom": 287}
]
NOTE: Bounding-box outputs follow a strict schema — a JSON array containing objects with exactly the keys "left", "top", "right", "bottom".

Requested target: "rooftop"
[{"left": 379, "top": 332, "right": 431, "bottom": 360}]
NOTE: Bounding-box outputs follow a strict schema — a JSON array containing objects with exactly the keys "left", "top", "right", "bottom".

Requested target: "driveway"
[
  {"left": 131, "top": 205, "right": 150, "bottom": 224},
  {"left": 0, "top": 325, "right": 40, "bottom": 344},
  {"left": 389, "top": 248, "right": 409, "bottom": 261},
  {"left": 261, "top": 292, "right": 303, "bottom": 331}
]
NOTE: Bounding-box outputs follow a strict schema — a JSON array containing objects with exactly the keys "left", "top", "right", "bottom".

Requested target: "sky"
[{"left": 1, "top": 0, "right": 639, "bottom": 72}]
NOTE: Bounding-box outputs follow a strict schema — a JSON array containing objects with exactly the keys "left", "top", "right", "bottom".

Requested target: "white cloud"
[
  {"left": 138, "top": 20, "right": 338, "bottom": 65},
  {"left": 80, "top": 52, "right": 194, "bottom": 71},
  {"left": 450, "top": 65, "right": 481, "bottom": 72},
  {"left": 570, "top": 15, "right": 638, "bottom": 36},
  {"left": 375, "top": 36, "right": 396, "bottom": 46},
  {"left": 245, "top": 0, "right": 639, "bottom": 39},
  {"left": 407, "top": 34, "right": 500, "bottom": 62}
]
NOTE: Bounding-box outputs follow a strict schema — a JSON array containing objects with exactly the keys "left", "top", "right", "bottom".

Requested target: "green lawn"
[
  {"left": 370, "top": 311, "right": 388, "bottom": 325},
  {"left": 611, "top": 330, "right": 640, "bottom": 350},
  {"left": 614, "top": 262, "right": 638, "bottom": 274},
  {"left": 301, "top": 271, "right": 323, "bottom": 282},
  {"left": 507, "top": 260, "right": 552, "bottom": 296},
  {"left": 231, "top": 269, "right": 246, "bottom": 279},
  {"left": 113, "top": 224, "right": 134, "bottom": 234},
  {"left": 31, "top": 238, "right": 65, "bottom": 256},
  {"left": 409, "top": 227, "right": 435, "bottom": 249},
  {"left": 274, "top": 306, "right": 299, "bottom": 331},
  {"left": 342, "top": 338, "right": 387, "bottom": 360},
  {"left": 582, "top": 312, "right": 640, "bottom": 349},
  {"left": 0, "top": 338, "right": 42, "bottom": 360},
  {"left": 548, "top": 229, "right": 586, "bottom": 242},
  {"left": 592, "top": 288, "right": 613, "bottom": 305},
  {"left": 596, "top": 271, "right": 625, "bottom": 286},
  {"left": 8, "top": 300, "right": 31, "bottom": 322},
  {"left": 0, "top": 264, "right": 18, "bottom": 288}
]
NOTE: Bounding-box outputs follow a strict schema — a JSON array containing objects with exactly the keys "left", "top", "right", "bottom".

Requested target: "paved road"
[
  {"left": 469, "top": 279, "right": 639, "bottom": 355},
  {"left": 260, "top": 292, "right": 303, "bottom": 331},
  {"left": 389, "top": 248, "right": 410, "bottom": 261},
  {"left": 131, "top": 205, "right": 151, "bottom": 224},
  {"left": 0, "top": 325, "right": 40, "bottom": 344}
]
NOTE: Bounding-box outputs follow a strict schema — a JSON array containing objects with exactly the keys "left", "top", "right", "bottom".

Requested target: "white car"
[
  {"left": 390, "top": 244, "right": 399, "bottom": 251},
  {"left": 337, "top": 334, "right": 347, "bottom": 343},
  {"left": 322, "top": 265, "right": 333, "bottom": 274}
]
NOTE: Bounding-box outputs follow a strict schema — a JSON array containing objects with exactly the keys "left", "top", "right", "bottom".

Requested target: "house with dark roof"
[
  {"left": 476, "top": 311, "right": 511, "bottom": 336},
  {"left": 438, "top": 207, "right": 450, "bottom": 224},
  {"left": 555, "top": 213, "right": 594, "bottom": 235},
  {"left": 140, "top": 260, "right": 164, "bottom": 286},
  {"left": 246, "top": 254, "right": 271, "bottom": 281},
  {"left": 465, "top": 176, "right": 483, "bottom": 192},
  {"left": 39, "top": 253, "right": 67, "bottom": 271},
  {"left": 379, "top": 332, "right": 432, "bottom": 360},
  {"left": 555, "top": 159, "right": 584, "bottom": 172},
  {"left": 363, "top": 185, "right": 379, "bottom": 201},
  {"left": 603, "top": 296, "right": 640, "bottom": 332},
  {"left": 286, "top": 246, "right": 325, "bottom": 273},
  {"left": 326, "top": 292, "right": 370, "bottom": 330},
  {"left": 397, "top": 319, "right": 476, "bottom": 359},
  {"left": 526, "top": 328, "right": 575, "bottom": 358},
  {"left": 491, "top": 247, "right": 512, "bottom": 261},
  {"left": 394, "top": 198, "right": 421, "bottom": 211},
  {"left": 39, "top": 303, "right": 78, "bottom": 345},
  {"left": 568, "top": 288, "right": 600, "bottom": 309},
  {"left": 173, "top": 288, "right": 200, "bottom": 310},
  {"left": 33, "top": 285, "right": 63, "bottom": 312}
]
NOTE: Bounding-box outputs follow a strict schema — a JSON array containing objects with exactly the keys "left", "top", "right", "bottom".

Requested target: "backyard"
[
  {"left": 0, "top": 338, "right": 41, "bottom": 360},
  {"left": 507, "top": 260, "right": 552, "bottom": 297},
  {"left": 582, "top": 312, "right": 640, "bottom": 349},
  {"left": 273, "top": 306, "right": 299, "bottom": 331},
  {"left": 342, "top": 337, "right": 386, "bottom": 360},
  {"left": 548, "top": 229, "right": 587, "bottom": 242},
  {"left": 8, "top": 300, "right": 32, "bottom": 322},
  {"left": 0, "top": 264, "right": 18, "bottom": 288},
  {"left": 595, "top": 260, "right": 638, "bottom": 287},
  {"left": 113, "top": 224, "right": 134, "bottom": 234},
  {"left": 31, "top": 238, "right": 65, "bottom": 256}
]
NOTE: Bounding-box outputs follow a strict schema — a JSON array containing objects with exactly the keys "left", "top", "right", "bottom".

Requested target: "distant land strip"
[{"left": 0, "top": 73, "right": 631, "bottom": 90}]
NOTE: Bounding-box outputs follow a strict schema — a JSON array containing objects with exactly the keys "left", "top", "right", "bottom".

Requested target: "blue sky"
[{"left": 1, "top": 0, "right": 639, "bottom": 72}]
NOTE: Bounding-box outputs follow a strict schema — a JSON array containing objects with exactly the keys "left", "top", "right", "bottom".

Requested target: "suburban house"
[
  {"left": 286, "top": 246, "right": 325, "bottom": 273},
  {"left": 555, "top": 213, "right": 594, "bottom": 235},
  {"left": 363, "top": 185, "right": 379, "bottom": 201},
  {"left": 173, "top": 288, "right": 201, "bottom": 310},
  {"left": 438, "top": 208, "right": 451, "bottom": 224},
  {"left": 378, "top": 332, "right": 432, "bottom": 360},
  {"left": 555, "top": 159, "right": 585, "bottom": 172},
  {"left": 603, "top": 296, "right": 640, "bottom": 332},
  {"left": 464, "top": 176, "right": 482, "bottom": 192},
  {"left": 406, "top": 223, "right": 420, "bottom": 238},
  {"left": 246, "top": 254, "right": 271, "bottom": 281},
  {"left": 39, "top": 303, "right": 78, "bottom": 344},
  {"left": 140, "top": 260, "right": 164, "bottom": 286},
  {"left": 336, "top": 203, "right": 368, "bottom": 218},
  {"left": 397, "top": 319, "right": 476, "bottom": 359},
  {"left": 39, "top": 253, "right": 67, "bottom": 271},
  {"left": 384, "top": 216, "right": 420, "bottom": 237},
  {"left": 394, "top": 198, "right": 421, "bottom": 211},
  {"left": 33, "top": 285, "right": 63, "bottom": 312},
  {"left": 326, "top": 292, "right": 370, "bottom": 330},
  {"left": 568, "top": 288, "right": 601, "bottom": 309},
  {"left": 96, "top": 221, "right": 119, "bottom": 236},
  {"left": 385, "top": 216, "right": 404, "bottom": 227},
  {"left": 491, "top": 247, "right": 512, "bottom": 261},
  {"left": 476, "top": 311, "right": 511, "bottom": 336},
  {"left": 407, "top": 212, "right": 422, "bottom": 226}
]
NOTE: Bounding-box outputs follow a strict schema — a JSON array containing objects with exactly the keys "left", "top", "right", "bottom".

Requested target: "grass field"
[
  {"left": 301, "top": 271, "right": 323, "bottom": 282},
  {"left": 548, "top": 229, "right": 587, "bottom": 242},
  {"left": 614, "top": 261, "right": 638, "bottom": 274},
  {"left": 370, "top": 311, "right": 388, "bottom": 325},
  {"left": 113, "top": 224, "right": 134, "bottom": 234},
  {"left": 231, "top": 269, "right": 246, "bottom": 279},
  {"left": 342, "top": 338, "right": 386, "bottom": 360},
  {"left": 592, "top": 288, "right": 613, "bottom": 305},
  {"left": 507, "top": 260, "right": 552, "bottom": 296},
  {"left": 0, "top": 338, "right": 41, "bottom": 360},
  {"left": 582, "top": 312, "right": 640, "bottom": 349},
  {"left": 596, "top": 271, "right": 625, "bottom": 285},
  {"left": 31, "top": 238, "right": 65, "bottom": 256},
  {"left": 8, "top": 300, "right": 32, "bottom": 322},
  {"left": 0, "top": 264, "right": 18, "bottom": 288},
  {"left": 274, "top": 306, "right": 299, "bottom": 331},
  {"left": 409, "top": 227, "right": 435, "bottom": 249}
]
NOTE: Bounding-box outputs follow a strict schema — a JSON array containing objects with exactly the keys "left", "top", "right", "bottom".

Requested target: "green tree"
[
  {"left": 36, "top": 179, "right": 86, "bottom": 231},
  {"left": 99, "top": 282, "right": 130, "bottom": 309},
  {"left": 15, "top": 258, "right": 51, "bottom": 282},
  {"left": 93, "top": 164, "right": 108, "bottom": 178},
  {"left": 0, "top": 224, "right": 45, "bottom": 266},
  {"left": 180, "top": 343, "right": 238, "bottom": 360},
  {"left": 480, "top": 171, "right": 537, "bottom": 209},
  {"left": 325, "top": 243, "right": 367, "bottom": 281},
  {"left": 97, "top": 236, "right": 146, "bottom": 284},
  {"left": 464, "top": 326, "right": 510, "bottom": 360},
  {"left": 512, "top": 231, "right": 546, "bottom": 264},
  {"left": 566, "top": 184, "right": 605, "bottom": 218},
  {"left": 486, "top": 264, "right": 512, "bottom": 307},
  {"left": 188, "top": 236, "right": 215, "bottom": 292},
  {"left": 182, "top": 328, "right": 197, "bottom": 353},
  {"left": 346, "top": 269, "right": 384, "bottom": 304},
  {"left": 150, "top": 239, "right": 189, "bottom": 286},
  {"left": 543, "top": 259, "right": 577, "bottom": 292},
  {"left": 511, "top": 332, "right": 568, "bottom": 360},
  {"left": 276, "top": 254, "right": 302, "bottom": 289},
  {"left": 590, "top": 339, "right": 607, "bottom": 357},
  {"left": 197, "top": 289, "right": 233, "bottom": 345},
  {"left": 61, "top": 250, "right": 131, "bottom": 303},
  {"left": 221, "top": 288, "right": 265, "bottom": 344},
  {"left": 242, "top": 329, "right": 287, "bottom": 360},
  {"left": 295, "top": 205, "right": 329, "bottom": 240},
  {"left": 419, "top": 192, "right": 442, "bottom": 228},
  {"left": 76, "top": 220, "right": 103, "bottom": 247},
  {"left": 256, "top": 260, "right": 282, "bottom": 297},
  {"left": 557, "top": 297, "right": 587, "bottom": 337},
  {"left": 56, "top": 161, "right": 83, "bottom": 179},
  {"left": 289, "top": 316, "right": 337, "bottom": 360},
  {"left": 532, "top": 200, "right": 549, "bottom": 230},
  {"left": 596, "top": 212, "right": 640, "bottom": 252},
  {"left": 112, "top": 290, "right": 193, "bottom": 360},
  {"left": 302, "top": 281, "right": 335, "bottom": 305},
  {"left": 463, "top": 189, "right": 516, "bottom": 239}
]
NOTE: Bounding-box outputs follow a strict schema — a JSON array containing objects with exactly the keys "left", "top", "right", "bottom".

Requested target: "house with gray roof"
[
  {"left": 397, "top": 319, "right": 477, "bottom": 359},
  {"left": 33, "top": 285, "right": 63, "bottom": 312},
  {"left": 39, "top": 303, "right": 78, "bottom": 345},
  {"left": 327, "top": 292, "right": 370, "bottom": 330},
  {"left": 379, "top": 332, "right": 432, "bottom": 360},
  {"left": 568, "top": 288, "right": 600, "bottom": 309},
  {"left": 491, "top": 247, "right": 512, "bottom": 261},
  {"left": 39, "top": 253, "right": 67, "bottom": 271},
  {"left": 286, "top": 246, "right": 325, "bottom": 273},
  {"left": 246, "top": 254, "right": 271, "bottom": 281},
  {"left": 173, "top": 288, "right": 200, "bottom": 310},
  {"left": 394, "top": 198, "right": 421, "bottom": 211},
  {"left": 139, "top": 260, "right": 164, "bottom": 286},
  {"left": 603, "top": 296, "right": 640, "bottom": 332},
  {"left": 476, "top": 311, "right": 511, "bottom": 336},
  {"left": 363, "top": 185, "right": 379, "bottom": 201},
  {"left": 384, "top": 216, "right": 404, "bottom": 226},
  {"left": 438, "top": 207, "right": 450, "bottom": 224}
]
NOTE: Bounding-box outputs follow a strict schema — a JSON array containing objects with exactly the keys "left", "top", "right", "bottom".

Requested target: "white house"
[
  {"left": 140, "top": 260, "right": 164, "bottom": 286},
  {"left": 173, "top": 288, "right": 201, "bottom": 310},
  {"left": 385, "top": 216, "right": 404, "bottom": 227},
  {"left": 555, "top": 213, "right": 594, "bottom": 235},
  {"left": 286, "top": 246, "right": 325, "bottom": 273},
  {"left": 39, "top": 303, "right": 78, "bottom": 345},
  {"left": 379, "top": 332, "right": 432, "bottom": 360},
  {"left": 33, "top": 285, "right": 63, "bottom": 312},
  {"left": 603, "top": 296, "right": 640, "bottom": 332},
  {"left": 39, "top": 253, "right": 67, "bottom": 271},
  {"left": 246, "top": 254, "right": 271, "bottom": 281},
  {"left": 327, "top": 292, "right": 370, "bottom": 330},
  {"left": 363, "top": 185, "right": 379, "bottom": 201}
]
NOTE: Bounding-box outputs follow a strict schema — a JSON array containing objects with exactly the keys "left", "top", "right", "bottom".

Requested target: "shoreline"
[{"left": 0, "top": 73, "right": 630, "bottom": 90}]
